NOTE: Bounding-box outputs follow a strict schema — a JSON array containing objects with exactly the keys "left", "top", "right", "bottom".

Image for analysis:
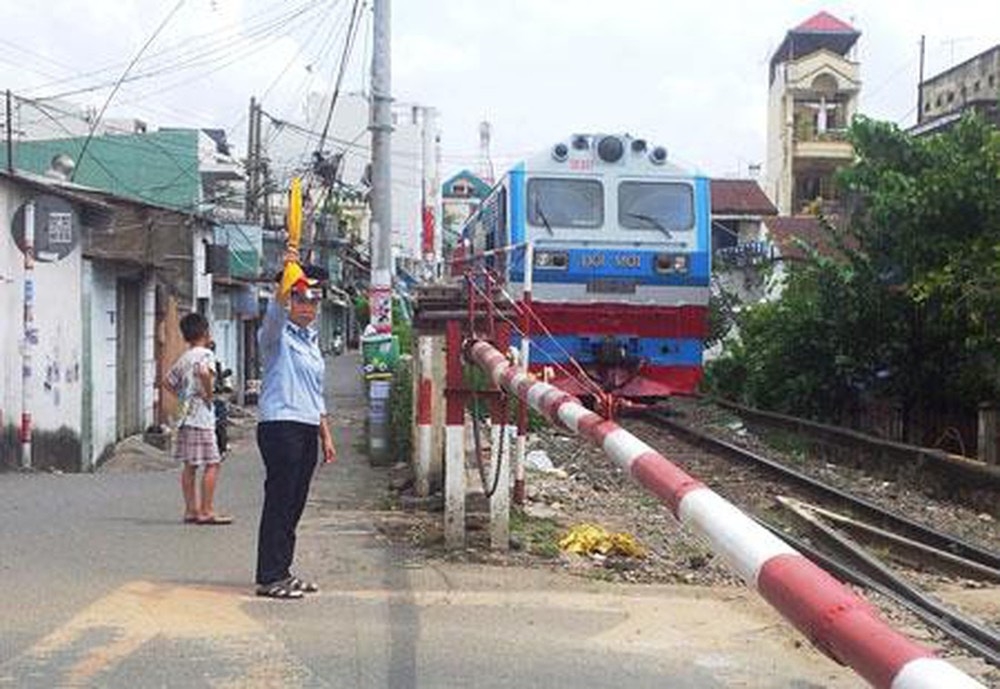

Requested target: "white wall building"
[
  {"left": 0, "top": 173, "right": 154, "bottom": 470},
  {"left": 1, "top": 171, "right": 215, "bottom": 472}
]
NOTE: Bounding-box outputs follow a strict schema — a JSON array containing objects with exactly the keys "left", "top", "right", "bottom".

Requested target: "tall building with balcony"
[{"left": 765, "top": 12, "right": 861, "bottom": 215}]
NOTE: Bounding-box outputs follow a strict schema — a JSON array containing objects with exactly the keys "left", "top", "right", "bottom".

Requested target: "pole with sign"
[
  {"left": 21, "top": 201, "right": 35, "bottom": 469},
  {"left": 366, "top": 0, "right": 393, "bottom": 463}
]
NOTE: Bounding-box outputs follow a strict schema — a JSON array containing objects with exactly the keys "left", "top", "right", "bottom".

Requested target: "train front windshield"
[
  {"left": 527, "top": 178, "right": 603, "bottom": 228},
  {"left": 618, "top": 182, "right": 694, "bottom": 234}
]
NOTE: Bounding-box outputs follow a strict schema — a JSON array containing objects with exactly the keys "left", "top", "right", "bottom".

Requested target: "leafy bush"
[{"left": 388, "top": 356, "right": 413, "bottom": 463}]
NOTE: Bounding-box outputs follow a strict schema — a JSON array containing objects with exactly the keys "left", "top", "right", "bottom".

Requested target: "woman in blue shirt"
[{"left": 255, "top": 250, "right": 337, "bottom": 599}]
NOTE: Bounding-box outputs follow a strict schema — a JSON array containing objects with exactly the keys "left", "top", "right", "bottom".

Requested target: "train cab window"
[
  {"left": 527, "top": 178, "right": 603, "bottom": 228},
  {"left": 618, "top": 182, "right": 694, "bottom": 232}
]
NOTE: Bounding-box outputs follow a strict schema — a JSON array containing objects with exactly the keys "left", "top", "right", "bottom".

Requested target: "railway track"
[
  {"left": 643, "top": 409, "right": 1000, "bottom": 570},
  {"left": 638, "top": 408, "right": 1000, "bottom": 667}
]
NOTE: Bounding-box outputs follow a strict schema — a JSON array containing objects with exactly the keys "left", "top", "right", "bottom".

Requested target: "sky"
[{"left": 1, "top": 0, "right": 999, "bottom": 182}]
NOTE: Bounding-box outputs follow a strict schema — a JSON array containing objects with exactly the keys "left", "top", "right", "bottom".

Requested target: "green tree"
[
  {"left": 842, "top": 114, "right": 1000, "bottom": 421},
  {"left": 706, "top": 113, "right": 1000, "bottom": 437}
]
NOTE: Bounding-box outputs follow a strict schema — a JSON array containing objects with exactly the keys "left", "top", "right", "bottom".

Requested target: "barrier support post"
[
  {"left": 514, "top": 242, "right": 533, "bottom": 505},
  {"left": 444, "top": 319, "right": 466, "bottom": 549},
  {"left": 489, "top": 322, "right": 512, "bottom": 550},
  {"left": 414, "top": 335, "right": 434, "bottom": 496}
]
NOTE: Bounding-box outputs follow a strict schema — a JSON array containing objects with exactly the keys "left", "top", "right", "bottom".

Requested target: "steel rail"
[
  {"left": 758, "top": 518, "right": 1000, "bottom": 668},
  {"left": 644, "top": 410, "right": 1000, "bottom": 571},
  {"left": 468, "top": 340, "right": 985, "bottom": 688}
]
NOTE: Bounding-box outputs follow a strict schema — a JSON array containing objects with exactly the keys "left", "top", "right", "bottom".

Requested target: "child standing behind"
[{"left": 166, "top": 313, "right": 232, "bottom": 525}]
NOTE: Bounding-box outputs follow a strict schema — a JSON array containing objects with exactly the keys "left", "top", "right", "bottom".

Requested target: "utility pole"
[
  {"left": 420, "top": 106, "right": 439, "bottom": 277},
  {"left": 367, "top": 0, "right": 393, "bottom": 461},
  {"left": 5, "top": 89, "right": 13, "bottom": 172},
  {"left": 245, "top": 97, "right": 261, "bottom": 224},
  {"left": 917, "top": 35, "right": 926, "bottom": 125},
  {"left": 21, "top": 202, "right": 35, "bottom": 470}
]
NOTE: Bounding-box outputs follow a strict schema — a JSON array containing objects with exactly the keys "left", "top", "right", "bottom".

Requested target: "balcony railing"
[
  {"left": 793, "top": 127, "right": 849, "bottom": 144},
  {"left": 715, "top": 241, "right": 773, "bottom": 268}
]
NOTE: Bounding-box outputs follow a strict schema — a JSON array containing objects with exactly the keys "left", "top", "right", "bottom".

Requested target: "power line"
[
  {"left": 72, "top": 0, "right": 187, "bottom": 182},
  {"left": 290, "top": 2, "right": 361, "bottom": 164},
  {"left": 22, "top": 0, "right": 324, "bottom": 99},
  {"left": 115, "top": 5, "right": 326, "bottom": 113},
  {"left": 316, "top": 0, "right": 365, "bottom": 158}
]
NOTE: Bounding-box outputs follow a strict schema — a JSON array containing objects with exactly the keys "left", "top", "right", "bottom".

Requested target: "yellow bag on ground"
[{"left": 559, "top": 523, "right": 646, "bottom": 558}]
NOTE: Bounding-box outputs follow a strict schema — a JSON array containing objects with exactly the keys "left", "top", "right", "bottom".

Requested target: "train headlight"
[
  {"left": 552, "top": 143, "right": 569, "bottom": 162},
  {"left": 655, "top": 253, "right": 689, "bottom": 274},
  {"left": 597, "top": 136, "right": 624, "bottom": 163},
  {"left": 649, "top": 146, "right": 668, "bottom": 165},
  {"left": 535, "top": 251, "right": 569, "bottom": 269}
]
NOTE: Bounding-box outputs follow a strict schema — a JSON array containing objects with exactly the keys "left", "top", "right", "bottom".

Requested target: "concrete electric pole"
[
  {"left": 367, "top": 0, "right": 393, "bottom": 460},
  {"left": 420, "top": 106, "right": 440, "bottom": 277}
]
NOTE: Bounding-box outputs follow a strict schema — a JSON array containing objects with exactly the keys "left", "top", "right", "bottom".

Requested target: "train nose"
[{"left": 594, "top": 336, "right": 630, "bottom": 366}]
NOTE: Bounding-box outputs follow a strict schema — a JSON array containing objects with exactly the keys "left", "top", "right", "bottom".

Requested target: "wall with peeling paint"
[
  {"left": 81, "top": 261, "right": 158, "bottom": 469},
  {"left": 142, "top": 279, "right": 156, "bottom": 430},
  {"left": 87, "top": 262, "right": 119, "bottom": 468},
  {"left": 0, "top": 180, "right": 83, "bottom": 471},
  {"left": 0, "top": 183, "right": 23, "bottom": 469}
]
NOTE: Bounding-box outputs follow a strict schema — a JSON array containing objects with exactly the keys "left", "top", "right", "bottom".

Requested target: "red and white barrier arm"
[{"left": 467, "top": 339, "right": 985, "bottom": 689}]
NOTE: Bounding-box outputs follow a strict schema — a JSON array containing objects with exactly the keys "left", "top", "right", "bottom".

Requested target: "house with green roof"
[
  {"left": 441, "top": 170, "right": 491, "bottom": 250},
  {"left": 4, "top": 128, "right": 243, "bottom": 218}
]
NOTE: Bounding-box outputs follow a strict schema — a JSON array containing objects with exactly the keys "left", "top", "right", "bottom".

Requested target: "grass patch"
[{"left": 510, "top": 509, "right": 562, "bottom": 558}]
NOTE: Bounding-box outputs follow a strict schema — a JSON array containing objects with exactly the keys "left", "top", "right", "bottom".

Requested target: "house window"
[
  {"left": 48, "top": 212, "right": 72, "bottom": 243},
  {"left": 936, "top": 95, "right": 943, "bottom": 107},
  {"left": 975, "top": 80, "right": 981, "bottom": 92},
  {"left": 924, "top": 102, "right": 931, "bottom": 112},
  {"left": 990, "top": 75, "right": 996, "bottom": 87},
  {"left": 947, "top": 92, "right": 954, "bottom": 103}
]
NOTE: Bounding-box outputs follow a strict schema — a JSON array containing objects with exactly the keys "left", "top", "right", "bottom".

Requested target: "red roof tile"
[
  {"left": 710, "top": 179, "right": 778, "bottom": 216},
  {"left": 795, "top": 11, "right": 856, "bottom": 34},
  {"left": 765, "top": 215, "right": 855, "bottom": 261}
]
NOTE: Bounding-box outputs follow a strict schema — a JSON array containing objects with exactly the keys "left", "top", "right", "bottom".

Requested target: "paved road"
[{"left": 0, "top": 352, "right": 861, "bottom": 688}]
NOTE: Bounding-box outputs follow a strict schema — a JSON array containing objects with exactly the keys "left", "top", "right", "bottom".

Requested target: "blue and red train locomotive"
[{"left": 458, "top": 133, "right": 711, "bottom": 401}]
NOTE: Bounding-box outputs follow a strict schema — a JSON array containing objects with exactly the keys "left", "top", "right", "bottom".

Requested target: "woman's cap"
[{"left": 274, "top": 264, "right": 330, "bottom": 285}]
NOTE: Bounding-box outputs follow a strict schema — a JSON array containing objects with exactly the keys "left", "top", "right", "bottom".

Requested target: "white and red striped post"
[
  {"left": 466, "top": 338, "right": 985, "bottom": 689},
  {"left": 20, "top": 201, "right": 35, "bottom": 470},
  {"left": 488, "top": 401, "right": 512, "bottom": 550},
  {"left": 414, "top": 335, "right": 435, "bottom": 497},
  {"left": 513, "top": 242, "right": 533, "bottom": 505},
  {"left": 444, "top": 320, "right": 466, "bottom": 549},
  {"left": 489, "top": 323, "right": 513, "bottom": 550}
]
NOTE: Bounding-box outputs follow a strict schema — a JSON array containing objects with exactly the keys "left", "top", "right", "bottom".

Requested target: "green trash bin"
[{"left": 361, "top": 333, "right": 399, "bottom": 380}]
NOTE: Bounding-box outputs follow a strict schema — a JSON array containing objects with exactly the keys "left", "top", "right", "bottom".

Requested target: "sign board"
[{"left": 11, "top": 196, "right": 80, "bottom": 262}]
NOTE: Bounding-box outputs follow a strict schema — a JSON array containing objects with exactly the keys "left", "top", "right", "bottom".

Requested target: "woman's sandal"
[
  {"left": 289, "top": 577, "right": 319, "bottom": 593},
  {"left": 256, "top": 579, "right": 304, "bottom": 599},
  {"left": 196, "top": 514, "right": 233, "bottom": 525}
]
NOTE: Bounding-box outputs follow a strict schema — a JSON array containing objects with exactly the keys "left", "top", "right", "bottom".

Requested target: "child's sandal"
[{"left": 256, "top": 580, "right": 304, "bottom": 599}]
